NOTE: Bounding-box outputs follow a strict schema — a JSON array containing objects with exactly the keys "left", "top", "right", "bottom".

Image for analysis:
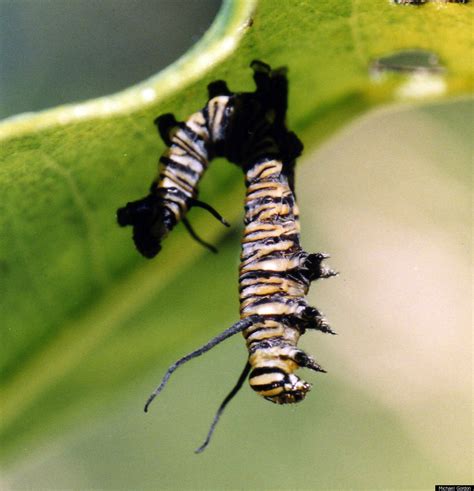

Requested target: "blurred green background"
[
  {"left": 1, "top": 1, "right": 472, "bottom": 489},
  {"left": 0, "top": 0, "right": 221, "bottom": 118}
]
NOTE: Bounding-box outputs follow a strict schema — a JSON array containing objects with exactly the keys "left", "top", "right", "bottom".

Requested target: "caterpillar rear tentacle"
[
  {"left": 143, "top": 316, "right": 262, "bottom": 413},
  {"left": 195, "top": 362, "right": 251, "bottom": 454}
]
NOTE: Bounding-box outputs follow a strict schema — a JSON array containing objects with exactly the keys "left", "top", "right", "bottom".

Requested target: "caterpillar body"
[
  {"left": 116, "top": 101, "right": 227, "bottom": 257},
  {"left": 241, "top": 158, "right": 336, "bottom": 405},
  {"left": 117, "top": 61, "right": 336, "bottom": 452}
]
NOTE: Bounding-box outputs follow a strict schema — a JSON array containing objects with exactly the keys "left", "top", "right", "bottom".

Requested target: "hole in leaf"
[{"left": 370, "top": 49, "right": 444, "bottom": 77}]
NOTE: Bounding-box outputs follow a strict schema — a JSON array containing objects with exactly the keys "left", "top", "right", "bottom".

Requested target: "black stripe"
[
  {"left": 172, "top": 130, "right": 207, "bottom": 163},
  {"left": 245, "top": 195, "right": 295, "bottom": 212},
  {"left": 242, "top": 227, "right": 298, "bottom": 242},
  {"left": 157, "top": 172, "right": 181, "bottom": 188},
  {"left": 250, "top": 366, "right": 287, "bottom": 378},
  {"left": 181, "top": 122, "right": 210, "bottom": 156},
  {"left": 245, "top": 195, "right": 284, "bottom": 209},
  {"left": 240, "top": 269, "right": 302, "bottom": 281},
  {"left": 244, "top": 219, "right": 295, "bottom": 231},
  {"left": 180, "top": 121, "right": 206, "bottom": 145},
  {"left": 245, "top": 197, "right": 282, "bottom": 211},
  {"left": 172, "top": 139, "right": 205, "bottom": 165},
  {"left": 244, "top": 210, "right": 292, "bottom": 226},
  {"left": 244, "top": 233, "right": 298, "bottom": 246},
  {"left": 160, "top": 156, "right": 201, "bottom": 179},
  {"left": 157, "top": 171, "right": 193, "bottom": 192},
  {"left": 241, "top": 246, "right": 299, "bottom": 264},
  {"left": 241, "top": 243, "right": 296, "bottom": 258},
  {"left": 245, "top": 314, "right": 305, "bottom": 330}
]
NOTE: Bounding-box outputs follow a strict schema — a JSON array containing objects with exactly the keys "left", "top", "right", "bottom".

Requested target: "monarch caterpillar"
[
  {"left": 118, "top": 61, "right": 336, "bottom": 452},
  {"left": 116, "top": 98, "right": 228, "bottom": 257}
]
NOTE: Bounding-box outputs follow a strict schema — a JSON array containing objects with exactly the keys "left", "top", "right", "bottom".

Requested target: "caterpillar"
[
  {"left": 118, "top": 61, "right": 336, "bottom": 453},
  {"left": 116, "top": 99, "right": 229, "bottom": 257}
]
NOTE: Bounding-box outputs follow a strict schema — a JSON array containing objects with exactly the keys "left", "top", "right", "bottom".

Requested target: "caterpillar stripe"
[{"left": 120, "top": 62, "right": 336, "bottom": 453}]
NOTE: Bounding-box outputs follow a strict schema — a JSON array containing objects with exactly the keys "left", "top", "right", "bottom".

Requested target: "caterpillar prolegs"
[{"left": 117, "top": 61, "right": 336, "bottom": 452}]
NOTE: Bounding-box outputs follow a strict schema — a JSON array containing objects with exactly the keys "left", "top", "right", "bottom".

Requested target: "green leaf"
[{"left": 1, "top": 0, "right": 472, "bottom": 467}]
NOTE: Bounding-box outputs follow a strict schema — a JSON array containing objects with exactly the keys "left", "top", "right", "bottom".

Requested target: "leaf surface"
[{"left": 0, "top": 0, "right": 472, "bottom": 463}]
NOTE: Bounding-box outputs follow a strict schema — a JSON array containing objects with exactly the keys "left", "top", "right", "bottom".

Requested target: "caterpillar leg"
[
  {"left": 207, "top": 80, "right": 232, "bottom": 98},
  {"left": 154, "top": 113, "right": 179, "bottom": 146},
  {"left": 302, "top": 253, "right": 338, "bottom": 282},
  {"left": 195, "top": 362, "right": 251, "bottom": 454},
  {"left": 280, "top": 131, "right": 304, "bottom": 162},
  {"left": 294, "top": 350, "right": 327, "bottom": 373},
  {"left": 144, "top": 315, "right": 262, "bottom": 412},
  {"left": 251, "top": 60, "right": 287, "bottom": 92},
  {"left": 301, "top": 305, "right": 336, "bottom": 335}
]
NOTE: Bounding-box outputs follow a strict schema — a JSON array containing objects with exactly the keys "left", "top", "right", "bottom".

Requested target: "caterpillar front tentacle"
[{"left": 189, "top": 198, "right": 230, "bottom": 227}]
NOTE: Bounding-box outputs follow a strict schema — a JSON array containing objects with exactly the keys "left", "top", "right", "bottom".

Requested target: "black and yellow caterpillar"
[
  {"left": 241, "top": 158, "right": 336, "bottom": 405},
  {"left": 117, "top": 61, "right": 336, "bottom": 453}
]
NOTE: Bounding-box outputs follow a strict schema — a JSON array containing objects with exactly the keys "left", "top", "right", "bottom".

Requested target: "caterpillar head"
[
  {"left": 249, "top": 366, "right": 312, "bottom": 404},
  {"left": 117, "top": 194, "right": 176, "bottom": 258}
]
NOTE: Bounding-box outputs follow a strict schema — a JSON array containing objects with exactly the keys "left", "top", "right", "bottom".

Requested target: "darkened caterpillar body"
[
  {"left": 118, "top": 62, "right": 336, "bottom": 452},
  {"left": 117, "top": 61, "right": 291, "bottom": 257}
]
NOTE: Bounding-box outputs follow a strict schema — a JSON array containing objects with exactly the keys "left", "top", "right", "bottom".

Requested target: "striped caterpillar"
[{"left": 117, "top": 62, "right": 336, "bottom": 452}]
